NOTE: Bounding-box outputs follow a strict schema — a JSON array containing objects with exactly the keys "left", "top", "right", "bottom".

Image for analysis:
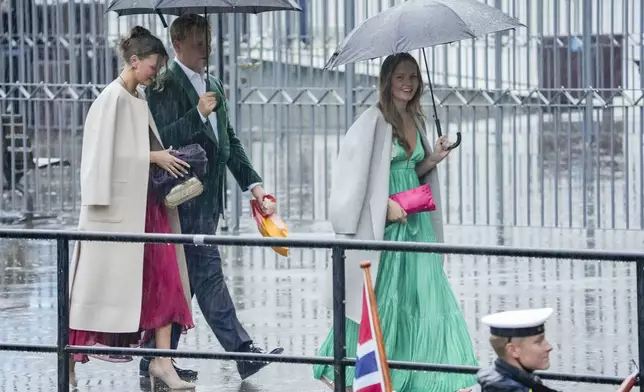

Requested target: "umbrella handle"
[
  {"left": 204, "top": 6, "right": 211, "bottom": 92},
  {"left": 448, "top": 132, "right": 462, "bottom": 150},
  {"left": 434, "top": 117, "right": 461, "bottom": 150},
  {"left": 424, "top": 48, "right": 460, "bottom": 150}
]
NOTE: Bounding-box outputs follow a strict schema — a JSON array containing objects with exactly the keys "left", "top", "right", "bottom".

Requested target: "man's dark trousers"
[{"left": 172, "top": 209, "right": 252, "bottom": 351}]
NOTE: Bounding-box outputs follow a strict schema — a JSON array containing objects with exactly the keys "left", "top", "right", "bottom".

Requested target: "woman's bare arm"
[{"left": 415, "top": 153, "right": 440, "bottom": 178}]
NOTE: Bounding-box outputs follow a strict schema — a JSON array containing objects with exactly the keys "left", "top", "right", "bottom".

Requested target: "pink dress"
[{"left": 69, "top": 192, "right": 194, "bottom": 363}]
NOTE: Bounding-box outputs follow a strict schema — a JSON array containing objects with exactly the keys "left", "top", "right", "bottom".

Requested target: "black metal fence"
[{"left": 0, "top": 228, "right": 641, "bottom": 392}]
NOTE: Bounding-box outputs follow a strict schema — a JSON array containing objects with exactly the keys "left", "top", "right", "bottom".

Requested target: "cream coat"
[
  {"left": 325, "top": 105, "right": 445, "bottom": 323},
  {"left": 68, "top": 79, "right": 192, "bottom": 333}
]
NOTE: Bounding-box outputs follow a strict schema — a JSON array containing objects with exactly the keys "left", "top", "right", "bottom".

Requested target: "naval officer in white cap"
[{"left": 476, "top": 308, "right": 559, "bottom": 392}]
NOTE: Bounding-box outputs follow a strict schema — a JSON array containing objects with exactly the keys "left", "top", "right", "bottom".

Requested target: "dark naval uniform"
[{"left": 477, "top": 358, "right": 559, "bottom": 392}]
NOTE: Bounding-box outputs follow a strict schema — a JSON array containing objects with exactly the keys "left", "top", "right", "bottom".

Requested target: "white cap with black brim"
[{"left": 482, "top": 308, "right": 554, "bottom": 338}]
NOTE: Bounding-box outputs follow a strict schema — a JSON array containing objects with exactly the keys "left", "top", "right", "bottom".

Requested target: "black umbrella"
[
  {"left": 106, "top": 0, "right": 301, "bottom": 230},
  {"left": 106, "top": 0, "right": 302, "bottom": 89},
  {"left": 107, "top": 0, "right": 301, "bottom": 16},
  {"left": 154, "top": 0, "right": 301, "bottom": 14}
]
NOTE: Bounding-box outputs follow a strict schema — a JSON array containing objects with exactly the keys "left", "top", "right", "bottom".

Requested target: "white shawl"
[{"left": 325, "top": 105, "right": 445, "bottom": 322}]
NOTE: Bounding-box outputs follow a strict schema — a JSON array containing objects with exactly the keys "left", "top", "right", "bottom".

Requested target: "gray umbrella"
[
  {"left": 324, "top": 0, "right": 525, "bottom": 149},
  {"left": 105, "top": 0, "right": 158, "bottom": 17}
]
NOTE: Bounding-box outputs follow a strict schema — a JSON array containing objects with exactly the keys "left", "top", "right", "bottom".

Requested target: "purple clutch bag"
[
  {"left": 149, "top": 143, "right": 208, "bottom": 198},
  {"left": 389, "top": 183, "right": 436, "bottom": 214}
]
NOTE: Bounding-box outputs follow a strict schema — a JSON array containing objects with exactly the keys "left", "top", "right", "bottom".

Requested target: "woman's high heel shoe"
[
  {"left": 320, "top": 376, "right": 353, "bottom": 392},
  {"left": 69, "top": 370, "right": 78, "bottom": 388},
  {"left": 149, "top": 358, "right": 196, "bottom": 390},
  {"left": 69, "top": 359, "right": 78, "bottom": 388}
]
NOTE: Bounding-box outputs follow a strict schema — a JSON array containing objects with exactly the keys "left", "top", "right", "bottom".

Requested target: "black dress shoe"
[
  {"left": 236, "top": 344, "right": 284, "bottom": 381},
  {"left": 139, "top": 358, "right": 198, "bottom": 381}
]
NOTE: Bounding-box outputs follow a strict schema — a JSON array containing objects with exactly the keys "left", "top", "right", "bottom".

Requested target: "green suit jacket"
[{"left": 146, "top": 61, "right": 262, "bottom": 219}]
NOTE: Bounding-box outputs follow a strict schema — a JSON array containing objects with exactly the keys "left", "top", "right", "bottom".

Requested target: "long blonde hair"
[{"left": 378, "top": 53, "right": 425, "bottom": 154}]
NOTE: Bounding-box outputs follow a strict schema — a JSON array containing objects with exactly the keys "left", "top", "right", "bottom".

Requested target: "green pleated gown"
[{"left": 313, "top": 131, "right": 478, "bottom": 392}]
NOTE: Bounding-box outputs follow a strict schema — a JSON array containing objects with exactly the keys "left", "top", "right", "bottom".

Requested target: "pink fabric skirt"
[{"left": 69, "top": 193, "right": 194, "bottom": 363}]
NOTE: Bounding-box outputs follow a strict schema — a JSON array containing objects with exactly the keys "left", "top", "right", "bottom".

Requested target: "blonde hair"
[
  {"left": 490, "top": 335, "right": 509, "bottom": 358},
  {"left": 151, "top": 65, "right": 169, "bottom": 91},
  {"left": 170, "top": 13, "right": 211, "bottom": 45},
  {"left": 378, "top": 53, "right": 425, "bottom": 154},
  {"left": 490, "top": 335, "right": 528, "bottom": 359}
]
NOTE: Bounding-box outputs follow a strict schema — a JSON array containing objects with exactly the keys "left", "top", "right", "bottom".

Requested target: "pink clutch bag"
[{"left": 389, "top": 184, "right": 436, "bottom": 214}]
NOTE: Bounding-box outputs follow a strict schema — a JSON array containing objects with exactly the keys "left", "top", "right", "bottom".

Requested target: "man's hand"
[
  {"left": 197, "top": 92, "right": 217, "bottom": 118},
  {"left": 251, "top": 185, "right": 277, "bottom": 216},
  {"left": 251, "top": 184, "right": 266, "bottom": 201}
]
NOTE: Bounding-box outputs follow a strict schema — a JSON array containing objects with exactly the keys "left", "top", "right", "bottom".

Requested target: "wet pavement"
[
  {"left": 0, "top": 220, "right": 642, "bottom": 391},
  {"left": 1, "top": 36, "right": 643, "bottom": 392}
]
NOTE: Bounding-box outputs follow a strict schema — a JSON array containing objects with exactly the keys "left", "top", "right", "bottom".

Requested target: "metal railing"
[
  {"left": 3, "top": 82, "right": 644, "bottom": 230},
  {"left": 0, "top": 228, "right": 641, "bottom": 391}
]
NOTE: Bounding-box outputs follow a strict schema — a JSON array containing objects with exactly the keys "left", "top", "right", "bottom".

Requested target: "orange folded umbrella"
[{"left": 250, "top": 195, "right": 289, "bottom": 257}]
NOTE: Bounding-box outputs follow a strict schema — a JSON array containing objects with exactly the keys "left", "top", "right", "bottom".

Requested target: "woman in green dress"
[{"left": 313, "top": 53, "right": 478, "bottom": 392}]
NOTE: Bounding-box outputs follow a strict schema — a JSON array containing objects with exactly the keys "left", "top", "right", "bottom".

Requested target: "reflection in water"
[{"left": 0, "top": 226, "right": 641, "bottom": 391}]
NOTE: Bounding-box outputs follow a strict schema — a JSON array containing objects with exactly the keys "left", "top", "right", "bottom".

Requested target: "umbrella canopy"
[
  {"left": 106, "top": 0, "right": 301, "bottom": 89},
  {"left": 106, "top": 0, "right": 301, "bottom": 16},
  {"left": 106, "top": 0, "right": 158, "bottom": 16},
  {"left": 155, "top": 0, "right": 301, "bottom": 15},
  {"left": 324, "top": 0, "right": 524, "bottom": 69}
]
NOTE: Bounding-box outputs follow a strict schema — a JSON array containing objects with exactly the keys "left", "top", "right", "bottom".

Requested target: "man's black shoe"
[
  {"left": 236, "top": 344, "right": 284, "bottom": 381},
  {"left": 139, "top": 358, "right": 198, "bottom": 380}
]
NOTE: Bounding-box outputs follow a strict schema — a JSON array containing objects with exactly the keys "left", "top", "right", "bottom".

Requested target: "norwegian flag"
[{"left": 354, "top": 265, "right": 392, "bottom": 392}]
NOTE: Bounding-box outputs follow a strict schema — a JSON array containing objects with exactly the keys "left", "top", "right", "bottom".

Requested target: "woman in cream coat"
[
  {"left": 68, "top": 26, "right": 195, "bottom": 390},
  {"left": 313, "top": 53, "right": 478, "bottom": 392}
]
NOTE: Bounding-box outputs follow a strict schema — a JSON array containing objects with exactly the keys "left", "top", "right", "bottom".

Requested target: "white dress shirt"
[
  {"left": 173, "top": 57, "right": 262, "bottom": 193},
  {"left": 174, "top": 57, "right": 218, "bottom": 141}
]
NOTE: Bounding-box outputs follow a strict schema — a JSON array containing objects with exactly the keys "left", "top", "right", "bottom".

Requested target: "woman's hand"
[
  {"left": 430, "top": 136, "right": 453, "bottom": 164},
  {"left": 415, "top": 136, "right": 454, "bottom": 177},
  {"left": 150, "top": 148, "right": 190, "bottom": 178},
  {"left": 386, "top": 199, "right": 407, "bottom": 224}
]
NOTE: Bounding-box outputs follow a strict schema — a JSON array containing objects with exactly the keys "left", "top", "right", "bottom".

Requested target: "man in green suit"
[{"left": 140, "top": 13, "right": 284, "bottom": 381}]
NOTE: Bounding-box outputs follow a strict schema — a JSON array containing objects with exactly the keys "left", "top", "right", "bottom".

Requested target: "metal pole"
[
  {"left": 494, "top": 0, "right": 504, "bottom": 230},
  {"left": 344, "top": 0, "right": 356, "bottom": 127},
  {"left": 640, "top": 0, "right": 644, "bottom": 230},
  {"left": 217, "top": 14, "right": 229, "bottom": 232},
  {"left": 637, "top": 259, "right": 644, "bottom": 383},
  {"left": 57, "top": 238, "right": 70, "bottom": 392},
  {"left": 581, "top": 2, "right": 593, "bottom": 140},
  {"left": 581, "top": 0, "right": 593, "bottom": 229},
  {"left": 228, "top": 13, "right": 242, "bottom": 232},
  {"left": 332, "top": 246, "right": 346, "bottom": 392},
  {"left": 217, "top": 15, "right": 225, "bottom": 81}
]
